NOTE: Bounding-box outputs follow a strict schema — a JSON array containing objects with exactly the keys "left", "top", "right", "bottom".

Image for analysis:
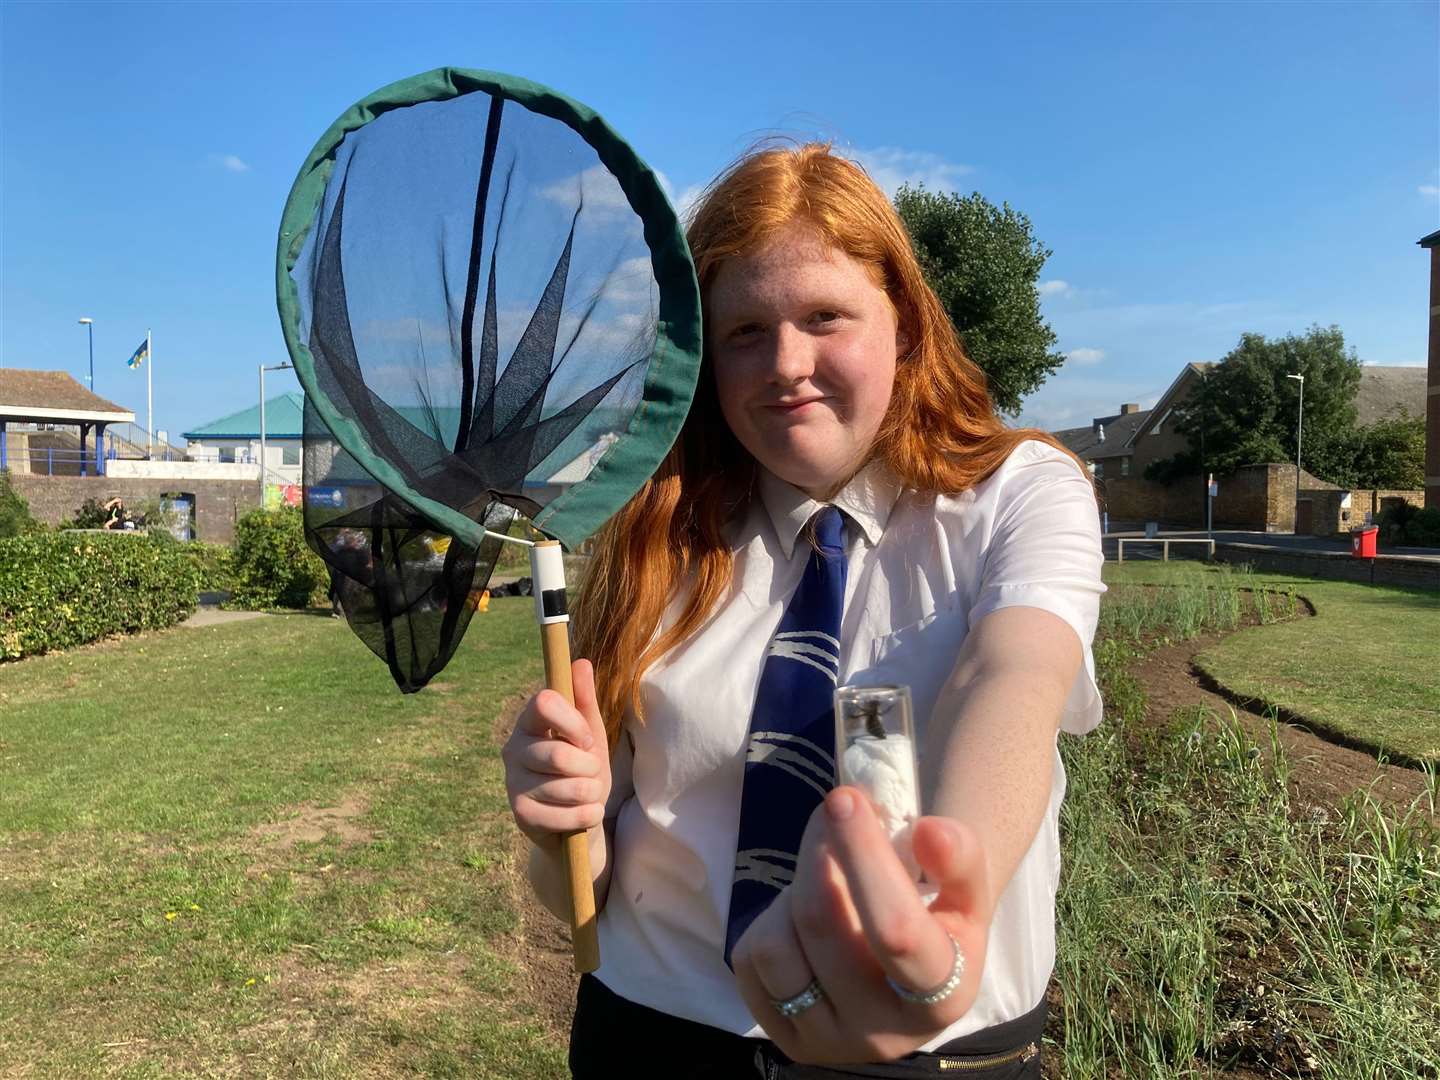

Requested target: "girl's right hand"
[{"left": 502, "top": 658, "right": 611, "bottom": 851}]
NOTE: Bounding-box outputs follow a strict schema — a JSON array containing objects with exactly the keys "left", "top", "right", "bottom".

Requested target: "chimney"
[{"left": 1119, "top": 403, "right": 1140, "bottom": 415}]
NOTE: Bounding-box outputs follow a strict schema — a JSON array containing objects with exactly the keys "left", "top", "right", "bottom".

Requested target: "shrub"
[
  {"left": 64, "top": 497, "right": 111, "bottom": 530},
  {"left": 229, "top": 507, "right": 327, "bottom": 609},
  {"left": 0, "top": 532, "right": 203, "bottom": 660},
  {"left": 0, "top": 473, "right": 40, "bottom": 539},
  {"left": 1377, "top": 502, "right": 1440, "bottom": 548},
  {"left": 181, "top": 541, "right": 235, "bottom": 592},
  {"left": 1400, "top": 506, "right": 1440, "bottom": 547}
]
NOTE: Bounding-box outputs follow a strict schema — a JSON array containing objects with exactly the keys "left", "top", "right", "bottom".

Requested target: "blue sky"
[{"left": 2, "top": 0, "right": 1436, "bottom": 442}]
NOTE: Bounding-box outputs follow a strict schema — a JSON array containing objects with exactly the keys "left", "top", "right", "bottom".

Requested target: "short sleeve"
[{"left": 967, "top": 442, "right": 1106, "bottom": 735}]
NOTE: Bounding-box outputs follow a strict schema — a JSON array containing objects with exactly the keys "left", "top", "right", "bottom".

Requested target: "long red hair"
[{"left": 574, "top": 144, "right": 1083, "bottom": 745}]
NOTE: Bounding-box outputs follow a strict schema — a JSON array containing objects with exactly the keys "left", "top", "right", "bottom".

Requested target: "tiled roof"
[
  {"left": 1355, "top": 366, "right": 1426, "bottom": 426},
  {"left": 0, "top": 369, "right": 131, "bottom": 414},
  {"left": 184, "top": 392, "right": 304, "bottom": 439},
  {"left": 1052, "top": 408, "right": 1151, "bottom": 460}
]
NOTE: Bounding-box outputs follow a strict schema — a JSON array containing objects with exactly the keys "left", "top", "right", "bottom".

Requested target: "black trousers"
[{"left": 569, "top": 974, "right": 1045, "bottom": 1080}]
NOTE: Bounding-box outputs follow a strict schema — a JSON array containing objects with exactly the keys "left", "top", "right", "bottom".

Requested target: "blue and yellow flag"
[{"left": 126, "top": 338, "right": 148, "bottom": 370}]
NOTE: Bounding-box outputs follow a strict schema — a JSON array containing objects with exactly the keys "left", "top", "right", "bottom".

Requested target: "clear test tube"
[{"left": 834, "top": 684, "right": 921, "bottom": 878}]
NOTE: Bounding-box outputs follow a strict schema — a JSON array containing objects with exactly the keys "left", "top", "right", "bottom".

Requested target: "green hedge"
[
  {"left": 229, "top": 507, "right": 328, "bottom": 609},
  {"left": 0, "top": 472, "right": 40, "bottom": 539},
  {"left": 0, "top": 532, "right": 203, "bottom": 660},
  {"left": 181, "top": 540, "right": 235, "bottom": 593},
  {"left": 1377, "top": 503, "right": 1440, "bottom": 549}
]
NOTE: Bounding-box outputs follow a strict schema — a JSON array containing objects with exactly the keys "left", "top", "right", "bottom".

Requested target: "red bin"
[{"left": 1350, "top": 525, "right": 1378, "bottom": 558}]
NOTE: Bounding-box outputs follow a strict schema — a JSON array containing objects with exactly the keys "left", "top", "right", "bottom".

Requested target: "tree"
[
  {"left": 1149, "top": 326, "right": 1362, "bottom": 482},
  {"left": 894, "top": 186, "right": 1063, "bottom": 415},
  {"left": 1350, "top": 413, "right": 1426, "bottom": 490}
]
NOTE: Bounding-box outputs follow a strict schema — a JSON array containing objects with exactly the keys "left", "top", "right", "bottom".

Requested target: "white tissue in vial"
[{"left": 841, "top": 734, "right": 921, "bottom": 879}]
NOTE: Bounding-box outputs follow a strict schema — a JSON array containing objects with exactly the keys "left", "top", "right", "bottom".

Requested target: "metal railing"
[
  {"left": 1115, "top": 538, "right": 1216, "bottom": 563},
  {"left": 104, "top": 422, "right": 183, "bottom": 460},
  {"left": 11, "top": 445, "right": 178, "bottom": 476}
]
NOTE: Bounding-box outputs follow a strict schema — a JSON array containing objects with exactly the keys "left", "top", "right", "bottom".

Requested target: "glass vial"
[{"left": 834, "top": 684, "right": 921, "bottom": 878}]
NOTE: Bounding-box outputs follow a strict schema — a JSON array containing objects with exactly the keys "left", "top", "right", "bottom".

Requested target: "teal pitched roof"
[{"left": 183, "top": 392, "right": 304, "bottom": 440}]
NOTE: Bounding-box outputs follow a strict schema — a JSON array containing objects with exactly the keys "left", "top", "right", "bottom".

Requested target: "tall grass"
[
  {"left": 1098, "top": 564, "right": 1299, "bottom": 646},
  {"left": 1057, "top": 582, "right": 1440, "bottom": 1077}
]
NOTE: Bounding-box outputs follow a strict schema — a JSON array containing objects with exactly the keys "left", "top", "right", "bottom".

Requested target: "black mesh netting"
[{"left": 290, "top": 86, "right": 663, "bottom": 691}]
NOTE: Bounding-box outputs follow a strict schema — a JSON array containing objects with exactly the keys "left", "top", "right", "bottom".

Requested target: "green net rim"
[{"left": 276, "top": 67, "right": 701, "bottom": 551}]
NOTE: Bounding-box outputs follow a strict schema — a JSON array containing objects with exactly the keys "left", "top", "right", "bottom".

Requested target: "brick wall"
[
  {"left": 9, "top": 474, "right": 263, "bottom": 544},
  {"left": 1100, "top": 464, "right": 1298, "bottom": 530},
  {"left": 1094, "top": 463, "right": 1378, "bottom": 533},
  {"left": 1304, "top": 488, "right": 1425, "bottom": 537},
  {"left": 1212, "top": 466, "right": 1279, "bottom": 530},
  {"left": 1097, "top": 474, "right": 1206, "bottom": 525},
  {"left": 1213, "top": 542, "right": 1439, "bottom": 591},
  {"left": 1426, "top": 244, "right": 1439, "bottom": 510}
]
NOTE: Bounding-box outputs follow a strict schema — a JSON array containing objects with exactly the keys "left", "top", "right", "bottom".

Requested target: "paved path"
[
  {"left": 1102, "top": 529, "right": 1440, "bottom": 564},
  {"left": 182, "top": 606, "right": 269, "bottom": 629}
]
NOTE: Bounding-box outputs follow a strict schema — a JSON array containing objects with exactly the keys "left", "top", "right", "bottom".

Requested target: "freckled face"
[{"left": 707, "top": 222, "right": 903, "bottom": 500}]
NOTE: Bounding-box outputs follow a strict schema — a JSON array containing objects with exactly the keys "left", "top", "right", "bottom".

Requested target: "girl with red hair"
[{"left": 504, "top": 144, "right": 1104, "bottom": 1077}]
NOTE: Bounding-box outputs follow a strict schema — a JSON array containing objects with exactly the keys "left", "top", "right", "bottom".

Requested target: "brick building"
[
  {"left": 2, "top": 368, "right": 263, "bottom": 541},
  {"left": 1421, "top": 228, "right": 1440, "bottom": 510},
  {"left": 1055, "top": 362, "right": 1426, "bottom": 531}
]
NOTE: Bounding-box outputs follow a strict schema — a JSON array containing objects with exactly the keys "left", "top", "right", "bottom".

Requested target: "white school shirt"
[{"left": 595, "top": 439, "right": 1106, "bottom": 1049}]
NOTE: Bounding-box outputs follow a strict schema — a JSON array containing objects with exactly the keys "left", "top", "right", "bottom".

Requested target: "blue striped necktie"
[{"left": 725, "top": 505, "right": 848, "bottom": 966}]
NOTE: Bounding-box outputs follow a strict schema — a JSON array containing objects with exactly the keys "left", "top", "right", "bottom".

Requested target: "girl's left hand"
[{"left": 731, "top": 786, "right": 992, "bottom": 1065}]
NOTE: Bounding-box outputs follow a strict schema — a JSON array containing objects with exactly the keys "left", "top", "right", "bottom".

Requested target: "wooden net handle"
[{"left": 533, "top": 541, "right": 600, "bottom": 974}]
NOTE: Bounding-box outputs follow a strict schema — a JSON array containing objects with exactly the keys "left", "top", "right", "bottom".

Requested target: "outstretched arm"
[{"left": 731, "top": 605, "right": 1082, "bottom": 1065}]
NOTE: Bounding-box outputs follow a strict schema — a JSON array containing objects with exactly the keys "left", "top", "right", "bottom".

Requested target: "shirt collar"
[{"left": 757, "top": 460, "right": 902, "bottom": 559}]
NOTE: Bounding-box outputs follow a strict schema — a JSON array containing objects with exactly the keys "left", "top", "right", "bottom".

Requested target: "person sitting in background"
[{"left": 102, "top": 498, "right": 125, "bottom": 531}]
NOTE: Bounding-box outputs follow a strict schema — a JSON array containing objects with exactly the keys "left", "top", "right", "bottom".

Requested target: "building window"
[
  {"left": 282, "top": 445, "right": 300, "bottom": 467},
  {"left": 1120, "top": 457, "right": 1130, "bottom": 477},
  {"left": 1092, "top": 460, "right": 1104, "bottom": 479},
  {"left": 218, "top": 447, "right": 235, "bottom": 464}
]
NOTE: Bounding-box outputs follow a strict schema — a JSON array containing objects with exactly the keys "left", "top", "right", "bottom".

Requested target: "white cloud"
[
  {"left": 673, "top": 183, "right": 707, "bottom": 223},
  {"left": 1420, "top": 184, "right": 1440, "bottom": 199},
  {"left": 541, "top": 164, "right": 632, "bottom": 215},
  {"left": 1066, "top": 347, "right": 1105, "bottom": 366},
  {"left": 605, "top": 255, "right": 660, "bottom": 304},
  {"left": 1038, "top": 280, "right": 1072, "bottom": 297},
  {"left": 844, "top": 147, "right": 975, "bottom": 197},
  {"left": 209, "top": 153, "right": 251, "bottom": 173}
]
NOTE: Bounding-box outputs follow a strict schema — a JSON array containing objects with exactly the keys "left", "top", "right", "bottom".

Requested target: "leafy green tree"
[
  {"left": 0, "top": 472, "right": 39, "bottom": 538},
  {"left": 1149, "top": 327, "right": 1362, "bottom": 482},
  {"left": 893, "top": 186, "right": 1063, "bottom": 414},
  {"left": 1350, "top": 413, "right": 1426, "bottom": 490}
]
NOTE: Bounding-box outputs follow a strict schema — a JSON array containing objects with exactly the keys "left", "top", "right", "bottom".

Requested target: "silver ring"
[
  {"left": 886, "top": 933, "right": 966, "bottom": 1006},
  {"left": 771, "top": 977, "right": 825, "bottom": 1018}
]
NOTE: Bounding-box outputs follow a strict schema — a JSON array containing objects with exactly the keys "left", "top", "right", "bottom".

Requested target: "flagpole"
[{"left": 146, "top": 329, "right": 153, "bottom": 460}]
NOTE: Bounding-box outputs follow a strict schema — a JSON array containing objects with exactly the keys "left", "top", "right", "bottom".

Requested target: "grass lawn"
[
  {"left": 1103, "top": 561, "right": 1440, "bottom": 764},
  {"left": 0, "top": 599, "right": 565, "bottom": 1079},
  {"left": 4, "top": 558, "right": 1436, "bottom": 1078},
  {"left": 1060, "top": 565, "right": 1440, "bottom": 1078}
]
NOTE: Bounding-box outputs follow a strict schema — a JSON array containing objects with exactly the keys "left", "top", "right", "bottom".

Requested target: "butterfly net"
[{"left": 277, "top": 70, "right": 701, "bottom": 691}]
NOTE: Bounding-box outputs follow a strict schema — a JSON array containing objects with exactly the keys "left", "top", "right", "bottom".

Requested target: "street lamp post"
[
  {"left": 78, "top": 317, "right": 94, "bottom": 390},
  {"left": 259, "top": 362, "right": 295, "bottom": 502},
  {"left": 1286, "top": 373, "right": 1305, "bottom": 534}
]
